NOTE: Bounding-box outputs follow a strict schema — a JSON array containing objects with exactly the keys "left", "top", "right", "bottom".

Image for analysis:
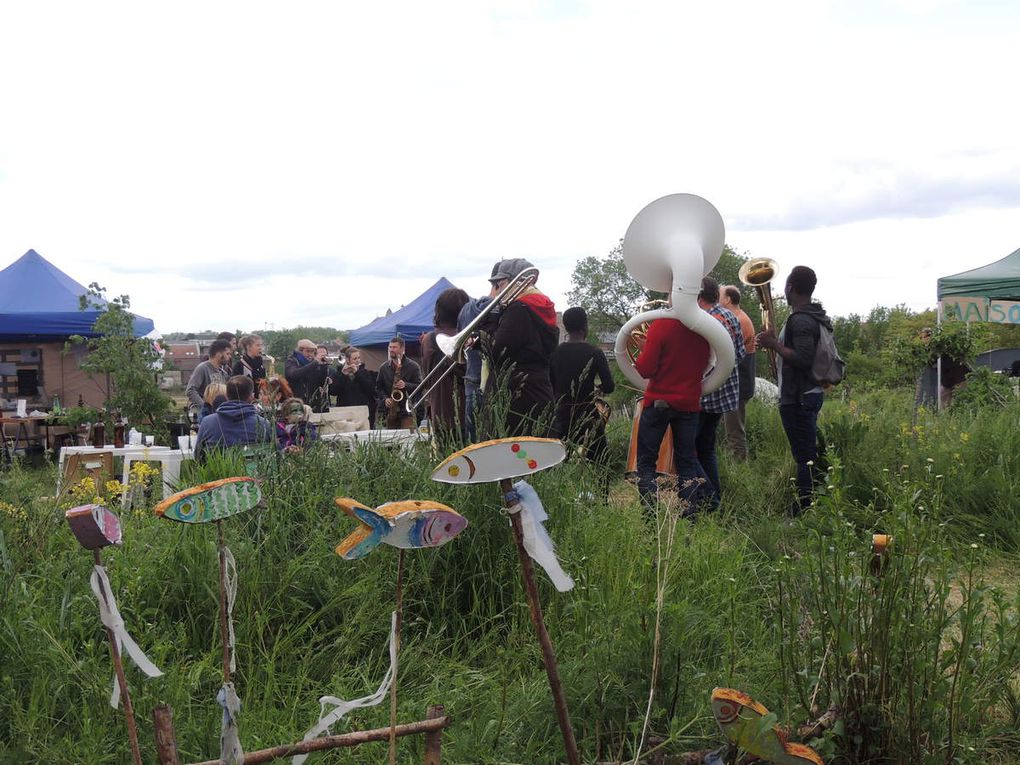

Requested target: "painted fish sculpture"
[
  {"left": 431, "top": 437, "right": 566, "bottom": 485},
  {"left": 711, "top": 688, "right": 824, "bottom": 765},
  {"left": 66, "top": 503, "right": 123, "bottom": 549},
  {"left": 155, "top": 477, "right": 262, "bottom": 524},
  {"left": 335, "top": 498, "right": 468, "bottom": 560}
]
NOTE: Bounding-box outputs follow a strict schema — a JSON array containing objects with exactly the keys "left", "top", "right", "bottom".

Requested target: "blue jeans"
[
  {"left": 636, "top": 405, "right": 718, "bottom": 512},
  {"left": 779, "top": 392, "right": 824, "bottom": 513},
  {"left": 695, "top": 410, "right": 724, "bottom": 497},
  {"left": 464, "top": 380, "right": 482, "bottom": 442}
]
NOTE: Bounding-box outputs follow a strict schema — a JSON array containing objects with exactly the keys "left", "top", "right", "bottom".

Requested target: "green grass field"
[{"left": 2, "top": 391, "right": 1019, "bottom": 764}]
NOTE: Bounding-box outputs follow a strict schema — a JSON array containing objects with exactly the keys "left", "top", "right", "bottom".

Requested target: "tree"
[
  {"left": 565, "top": 240, "right": 648, "bottom": 337},
  {"left": 67, "top": 283, "right": 174, "bottom": 430}
]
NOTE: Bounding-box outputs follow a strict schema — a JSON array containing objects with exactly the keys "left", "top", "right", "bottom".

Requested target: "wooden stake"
[
  {"left": 422, "top": 704, "right": 445, "bottom": 765},
  {"left": 153, "top": 704, "right": 181, "bottom": 765},
  {"left": 93, "top": 549, "right": 144, "bottom": 765},
  {"left": 500, "top": 479, "right": 580, "bottom": 765},
  {"left": 390, "top": 548, "right": 406, "bottom": 765},
  {"left": 216, "top": 520, "right": 232, "bottom": 684}
]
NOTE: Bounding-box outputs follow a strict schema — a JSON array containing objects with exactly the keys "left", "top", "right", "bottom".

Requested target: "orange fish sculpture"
[{"left": 711, "top": 688, "right": 824, "bottom": 765}]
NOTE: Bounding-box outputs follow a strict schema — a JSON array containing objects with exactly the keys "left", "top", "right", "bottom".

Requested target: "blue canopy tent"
[
  {"left": 0, "top": 250, "right": 156, "bottom": 409},
  {"left": 0, "top": 249, "right": 155, "bottom": 341},
  {"left": 348, "top": 277, "right": 459, "bottom": 347}
]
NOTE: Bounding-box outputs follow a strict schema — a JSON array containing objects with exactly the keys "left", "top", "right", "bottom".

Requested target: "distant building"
[{"left": 166, "top": 342, "right": 202, "bottom": 376}]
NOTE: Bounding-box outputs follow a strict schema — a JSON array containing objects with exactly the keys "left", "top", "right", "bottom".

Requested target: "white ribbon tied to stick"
[
  {"left": 223, "top": 544, "right": 238, "bottom": 673},
  {"left": 292, "top": 611, "right": 398, "bottom": 765},
  {"left": 218, "top": 681, "right": 245, "bottom": 765},
  {"left": 508, "top": 481, "right": 574, "bottom": 592},
  {"left": 89, "top": 565, "right": 164, "bottom": 708}
]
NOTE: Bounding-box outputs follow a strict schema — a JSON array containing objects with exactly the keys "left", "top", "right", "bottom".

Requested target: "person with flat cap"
[{"left": 486, "top": 258, "right": 559, "bottom": 437}]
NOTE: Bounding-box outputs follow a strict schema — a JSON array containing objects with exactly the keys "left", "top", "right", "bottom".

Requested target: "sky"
[{"left": 1, "top": 0, "right": 1018, "bottom": 335}]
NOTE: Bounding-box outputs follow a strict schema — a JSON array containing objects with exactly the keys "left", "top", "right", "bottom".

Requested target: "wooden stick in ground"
[
  {"left": 390, "top": 548, "right": 406, "bottom": 765},
  {"left": 422, "top": 704, "right": 445, "bottom": 765},
  {"left": 216, "top": 520, "right": 231, "bottom": 684},
  {"left": 500, "top": 478, "right": 581, "bottom": 765},
  {"left": 153, "top": 704, "right": 181, "bottom": 765},
  {"left": 185, "top": 714, "right": 452, "bottom": 765},
  {"left": 93, "top": 548, "right": 144, "bottom": 765}
]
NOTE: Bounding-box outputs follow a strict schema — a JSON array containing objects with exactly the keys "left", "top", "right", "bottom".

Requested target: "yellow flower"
[{"left": 0, "top": 500, "right": 27, "bottom": 522}]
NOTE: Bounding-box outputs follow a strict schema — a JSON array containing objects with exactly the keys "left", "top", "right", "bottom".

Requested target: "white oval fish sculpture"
[{"left": 431, "top": 437, "right": 566, "bottom": 485}]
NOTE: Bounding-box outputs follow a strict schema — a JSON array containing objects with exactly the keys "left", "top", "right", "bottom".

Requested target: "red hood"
[{"left": 518, "top": 292, "right": 558, "bottom": 328}]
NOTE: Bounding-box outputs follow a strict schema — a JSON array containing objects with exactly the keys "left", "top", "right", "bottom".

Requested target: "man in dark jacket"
[
  {"left": 195, "top": 376, "right": 273, "bottom": 460},
  {"left": 331, "top": 347, "right": 377, "bottom": 427},
  {"left": 757, "top": 265, "right": 831, "bottom": 516},
  {"left": 376, "top": 337, "right": 422, "bottom": 429},
  {"left": 488, "top": 258, "right": 558, "bottom": 438},
  {"left": 285, "top": 339, "right": 331, "bottom": 412}
]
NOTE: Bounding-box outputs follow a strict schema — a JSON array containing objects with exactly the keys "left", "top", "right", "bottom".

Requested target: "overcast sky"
[{"left": 2, "top": 1, "right": 1018, "bottom": 335}]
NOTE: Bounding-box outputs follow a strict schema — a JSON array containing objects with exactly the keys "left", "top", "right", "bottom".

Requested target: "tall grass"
[{"left": 1, "top": 392, "right": 1019, "bottom": 762}]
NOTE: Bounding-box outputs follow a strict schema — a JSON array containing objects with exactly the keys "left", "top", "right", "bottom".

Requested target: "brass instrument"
[
  {"left": 405, "top": 267, "right": 539, "bottom": 414},
  {"left": 386, "top": 357, "right": 406, "bottom": 429},
  {"left": 624, "top": 298, "right": 670, "bottom": 364},
  {"left": 738, "top": 256, "right": 779, "bottom": 378},
  {"left": 613, "top": 194, "right": 736, "bottom": 396}
]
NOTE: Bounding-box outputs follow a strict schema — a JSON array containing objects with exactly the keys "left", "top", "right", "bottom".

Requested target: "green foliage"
[
  {"left": 566, "top": 239, "right": 648, "bottom": 337},
  {"left": 4, "top": 393, "right": 1020, "bottom": 762},
  {"left": 952, "top": 366, "right": 1015, "bottom": 412},
  {"left": 778, "top": 464, "right": 1020, "bottom": 763},
  {"left": 66, "top": 283, "right": 174, "bottom": 431},
  {"left": 262, "top": 327, "right": 346, "bottom": 362}
]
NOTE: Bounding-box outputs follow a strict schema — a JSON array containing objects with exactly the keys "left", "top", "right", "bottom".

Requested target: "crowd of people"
[{"left": 184, "top": 258, "right": 834, "bottom": 517}]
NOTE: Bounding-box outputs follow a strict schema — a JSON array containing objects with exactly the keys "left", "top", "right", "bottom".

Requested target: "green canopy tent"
[
  {"left": 935, "top": 247, "right": 1020, "bottom": 407},
  {"left": 937, "top": 246, "right": 1020, "bottom": 322}
]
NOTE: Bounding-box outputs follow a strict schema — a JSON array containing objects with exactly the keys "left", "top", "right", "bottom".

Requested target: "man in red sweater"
[{"left": 633, "top": 315, "right": 718, "bottom": 513}]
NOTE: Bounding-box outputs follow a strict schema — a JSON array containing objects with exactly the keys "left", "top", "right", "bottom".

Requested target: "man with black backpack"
[{"left": 757, "top": 265, "right": 840, "bottom": 516}]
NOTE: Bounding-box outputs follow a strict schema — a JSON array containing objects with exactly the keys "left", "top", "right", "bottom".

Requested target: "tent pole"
[{"left": 936, "top": 302, "right": 943, "bottom": 412}]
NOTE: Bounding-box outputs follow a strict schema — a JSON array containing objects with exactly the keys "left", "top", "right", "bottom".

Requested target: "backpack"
[{"left": 806, "top": 314, "right": 845, "bottom": 386}]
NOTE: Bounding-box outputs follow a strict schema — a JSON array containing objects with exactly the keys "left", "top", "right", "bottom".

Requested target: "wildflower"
[
  {"left": 960, "top": 432, "right": 970, "bottom": 443},
  {"left": 926, "top": 458, "right": 935, "bottom": 463},
  {"left": 935, "top": 474, "right": 943, "bottom": 479},
  {"left": 979, "top": 533, "right": 986, "bottom": 538},
  {"left": 806, "top": 460, "right": 814, "bottom": 466},
  {"left": 827, "top": 485, "right": 835, "bottom": 490},
  {"left": 971, "top": 543, "right": 979, "bottom": 549},
  {"left": 0, "top": 500, "right": 27, "bottom": 522}
]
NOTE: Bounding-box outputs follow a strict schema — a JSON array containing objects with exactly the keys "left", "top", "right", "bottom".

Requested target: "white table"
[
  {"left": 57, "top": 445, "right": 189, "bottom": 500},
  {"left": 320, "top": 428, "right": 428, "bottom": 453}
]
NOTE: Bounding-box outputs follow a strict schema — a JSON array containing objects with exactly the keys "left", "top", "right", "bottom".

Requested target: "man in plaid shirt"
[{"left": 695, "top": 277, "right": 746, "bottom": 499}]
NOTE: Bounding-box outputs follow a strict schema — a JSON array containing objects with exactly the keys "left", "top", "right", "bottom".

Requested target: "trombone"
[{"left": 405, "top": 267, "right": 538, "bottom": 414}]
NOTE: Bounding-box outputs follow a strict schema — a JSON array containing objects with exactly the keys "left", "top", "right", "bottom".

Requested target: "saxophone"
[{"left": 385, "top": 357, "right": 405, "bottom": 429}]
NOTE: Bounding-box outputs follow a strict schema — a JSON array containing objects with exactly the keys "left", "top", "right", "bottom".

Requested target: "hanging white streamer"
[
  {"left": 217, "top": 681, "right": 244, "bottom": 765},
  {"left": 222, "top": 545, "right": 238, "bottom": 674},
  {"left": 508, "top": 481, "right": 574, "bottom": 592},
  {"left": 89, "top": 565, "right": 164, "bottom": 709},
  {"left": 292, "top": 611, "right": 398, "bottom": 765}
]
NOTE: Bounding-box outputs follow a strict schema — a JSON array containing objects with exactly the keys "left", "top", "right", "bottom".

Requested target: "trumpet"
[
  {"left": 738, "top": 256, "right": 779, "bottom": 378},
  {"left": 405, "top": 266, "right": 539, "bottom": 413}
]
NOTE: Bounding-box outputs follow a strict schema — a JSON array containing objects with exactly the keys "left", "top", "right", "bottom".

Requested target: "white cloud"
[{"left": 1, "top": 0, "right": 1018, "bottom": 332}]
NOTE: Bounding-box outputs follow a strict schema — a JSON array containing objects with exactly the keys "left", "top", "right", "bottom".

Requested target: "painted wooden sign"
[
  {"left": 711, "top": 688, "right": 824, "bottom": 765},
  {"left": 431, "top": 437, "right": 566, "bottom": 485},
  {"left": 66, "top": 503, "right": 123, "bottom": 550},
  {"left": 335, "top": 498, "right": 468, "bottom": 560},
  {"left": 154, "top": 477, "right": 262, "bottom": 524},
  {"left": 941, "top": 297, "right": 1020, "bottom": 325}
]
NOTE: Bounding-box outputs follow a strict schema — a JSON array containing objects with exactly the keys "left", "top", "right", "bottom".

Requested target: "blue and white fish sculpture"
[{"left": 334, "top": 498, "right": 468, "bottom": 560}]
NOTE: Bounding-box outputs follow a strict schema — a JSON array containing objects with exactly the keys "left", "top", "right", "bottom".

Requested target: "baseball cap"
[{"left": 489, "top": 258, "right": 536, "bottom": 283}]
